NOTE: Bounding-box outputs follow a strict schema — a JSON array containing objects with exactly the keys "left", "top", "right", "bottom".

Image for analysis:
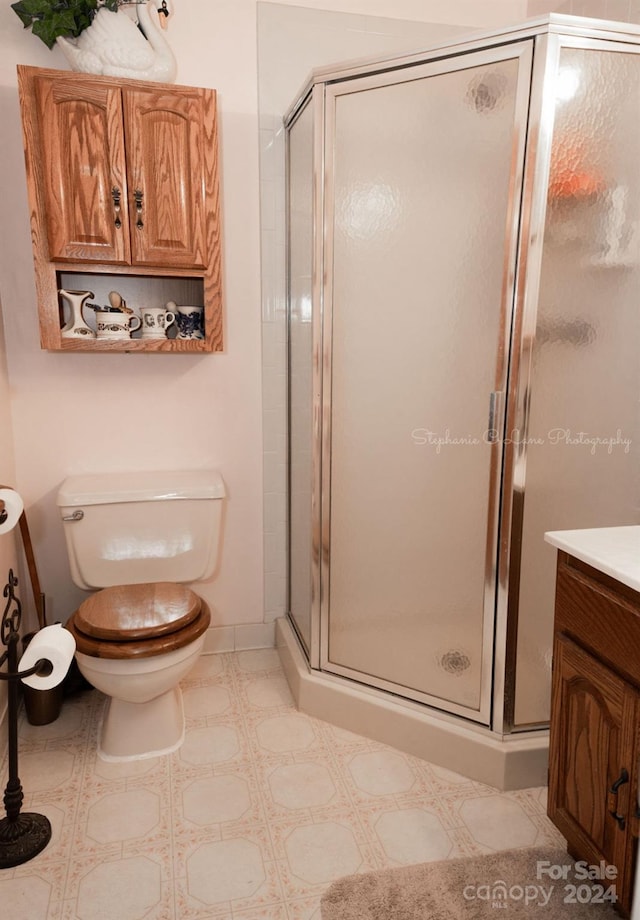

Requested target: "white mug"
[
  {"left": 95, "top": 311, "right": 141, "bottom": 340},
  {"left": 140, "top": 306, "right": 176, "bottom": 339}
]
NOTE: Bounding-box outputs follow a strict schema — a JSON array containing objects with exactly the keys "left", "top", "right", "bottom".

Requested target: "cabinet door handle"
[
  {"left": 134, "top": 188, "right": 144, "bottom": 230},
  {"left": 608, "top": 767, "right": 629, "bottom": 830},
  {"left": 111, "top": 186, "right": 122, "bottom": 229}
]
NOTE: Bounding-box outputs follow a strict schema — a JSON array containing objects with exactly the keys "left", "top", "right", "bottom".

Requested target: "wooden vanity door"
[
  {"left": 548, "top": 633, "right": 639, "bottom": 913},
  {"left": 123, "top": 87, "right": 210, "bottom": 269},
  {"left": 34, "top": 76, "right": 131, "bottom": 264}
]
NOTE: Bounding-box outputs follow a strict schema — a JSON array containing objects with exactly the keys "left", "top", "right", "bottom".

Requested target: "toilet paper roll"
[
  {"left": 0, "top": 488, "right": 24, "bottom": 535},
  {"left": 19, "top": 624, "right": 76, "bottom": 691}
]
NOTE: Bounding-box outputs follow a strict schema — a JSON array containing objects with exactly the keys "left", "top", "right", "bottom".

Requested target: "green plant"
[{"left": 11, "top": 0, "right": 122, "bottom": 49}]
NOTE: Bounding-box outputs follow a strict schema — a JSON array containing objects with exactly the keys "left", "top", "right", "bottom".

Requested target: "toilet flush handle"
[{"left": 62, "top": 510, "right": 84, "bottom": 522}]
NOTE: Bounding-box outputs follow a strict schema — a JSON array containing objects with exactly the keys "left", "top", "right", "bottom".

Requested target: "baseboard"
[
  {"left": 203, "top": 622, "right": 275, "bottom": 654},
  {"left": 276, "top": 617, "right": 549, "bottom": 792}
]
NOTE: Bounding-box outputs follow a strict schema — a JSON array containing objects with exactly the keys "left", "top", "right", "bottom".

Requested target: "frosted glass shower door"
[
  {"left": 322, "top": 45, "right": 532, "bottom": 721},
  {"left": 512, "top": 43, "right": 640, "bottom": 728}
]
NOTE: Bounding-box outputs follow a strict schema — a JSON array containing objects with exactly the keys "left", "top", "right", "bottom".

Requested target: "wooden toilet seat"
[{"left": 66, "top": 582, "right": 211, "bottom": 659}]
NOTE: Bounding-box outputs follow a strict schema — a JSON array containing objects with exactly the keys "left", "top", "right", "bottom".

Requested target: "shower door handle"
[{"left": 486, "top": 391, "right": 504, "bottom": 444}]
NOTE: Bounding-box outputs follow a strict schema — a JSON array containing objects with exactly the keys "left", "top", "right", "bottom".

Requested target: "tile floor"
[{"left": 0, "top": 648, "right": 564, "bottom": 919}]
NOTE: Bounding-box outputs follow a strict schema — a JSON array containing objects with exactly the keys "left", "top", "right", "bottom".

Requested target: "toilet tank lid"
[{"left": 56, "top": 470, "right": 225, "bottom": 506}]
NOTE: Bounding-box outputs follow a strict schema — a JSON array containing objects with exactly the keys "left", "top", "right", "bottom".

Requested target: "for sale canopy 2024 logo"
[{"left": 462, "top": 859, "right": 618, "bottom": 909}]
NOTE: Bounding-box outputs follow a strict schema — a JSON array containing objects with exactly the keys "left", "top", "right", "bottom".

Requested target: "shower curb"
[{"left": 276, "top": 617, "right": 548, "bottom": 792}]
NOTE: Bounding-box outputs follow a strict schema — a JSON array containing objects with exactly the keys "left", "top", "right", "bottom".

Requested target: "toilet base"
[{"left": 97, "top": 686, "right": 185, "bottom": 762}]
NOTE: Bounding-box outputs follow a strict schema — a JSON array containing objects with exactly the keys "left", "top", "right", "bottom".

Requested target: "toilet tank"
[{"left": 57, "top": 470, "right": 225, "bottom": 590}]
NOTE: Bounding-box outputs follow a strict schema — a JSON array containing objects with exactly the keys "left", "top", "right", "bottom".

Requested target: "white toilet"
[{"left": 57, "top": 469, "right": 225, "bottom": 761}]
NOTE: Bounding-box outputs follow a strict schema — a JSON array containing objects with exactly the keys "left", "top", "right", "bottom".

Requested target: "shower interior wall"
[{"left": 281, "top": 14, "right": 640, "bottom": 787}]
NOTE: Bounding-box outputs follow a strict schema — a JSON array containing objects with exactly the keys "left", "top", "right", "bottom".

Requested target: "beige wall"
[
  {"left": 528, "top": 0, "right": 640, "bottom": 20},
  {"left": 0, "top": 1, "right": 528, "bottom": 650},
  {"left": 0, "top": 1, "right": 267, "bottom": 646}
]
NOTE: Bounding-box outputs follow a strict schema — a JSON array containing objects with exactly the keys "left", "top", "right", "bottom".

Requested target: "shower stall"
[{"left": 281, "top": 14, "right": 640, "bottom": 788}]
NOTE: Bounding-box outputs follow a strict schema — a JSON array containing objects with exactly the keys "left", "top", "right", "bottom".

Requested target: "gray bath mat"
[{"left": 321, "top": 847, "right": 621, "bottom": 919}]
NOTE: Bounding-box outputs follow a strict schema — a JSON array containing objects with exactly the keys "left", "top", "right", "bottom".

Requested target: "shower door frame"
[
  {"left": 316, "top": 41, "right": 534, "bottom": 725},
  {"left": 285, "top": 86, "right": 326, "bottom": 666}
]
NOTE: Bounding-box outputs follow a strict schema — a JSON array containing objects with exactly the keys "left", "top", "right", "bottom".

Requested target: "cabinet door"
[
  {"left": 34, "top": 76, "right": 130, "bottom": 264},
  {"left": 123, "top": 87, "right": 208, "bottom": 269},
  {"left": 548, "top": 634, "right": 639, "bottom": 912}
]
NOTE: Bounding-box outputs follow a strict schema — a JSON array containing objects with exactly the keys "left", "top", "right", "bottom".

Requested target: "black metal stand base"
[
  {"left": 0, "top": 812, "right": 52, "bottom": 868},
  {"left": 0, "top": 570, "right": 61, "bottom": 868}
]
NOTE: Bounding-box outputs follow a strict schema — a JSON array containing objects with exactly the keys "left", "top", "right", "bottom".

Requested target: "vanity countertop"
[{"left": 545, "top": 525, "right": 640, "bottom": 593}]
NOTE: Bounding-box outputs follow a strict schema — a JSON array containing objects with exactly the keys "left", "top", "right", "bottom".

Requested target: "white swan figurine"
[{"left": 56, "top": 1, "right": 176, "bottom": 83}]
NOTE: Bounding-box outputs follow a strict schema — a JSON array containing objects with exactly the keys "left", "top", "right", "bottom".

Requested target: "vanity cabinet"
[
  {"left": 17, "top": 65, "right": 222, "bottom": 352},
  {"left": 548, "top": 550, "right": 640, "bottom": 916}
]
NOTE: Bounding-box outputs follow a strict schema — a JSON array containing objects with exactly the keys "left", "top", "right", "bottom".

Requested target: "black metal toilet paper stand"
[{"left": 0, "top": 569, "right": 53, "bottom": 868}]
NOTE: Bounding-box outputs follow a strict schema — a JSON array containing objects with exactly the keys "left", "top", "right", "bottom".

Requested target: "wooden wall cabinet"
[
  {"left": 548, "top": 551, "right": 640, "bottom": 916},
  {"left": 17, "top": 65, "right": 222, "bottom": 353}
]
